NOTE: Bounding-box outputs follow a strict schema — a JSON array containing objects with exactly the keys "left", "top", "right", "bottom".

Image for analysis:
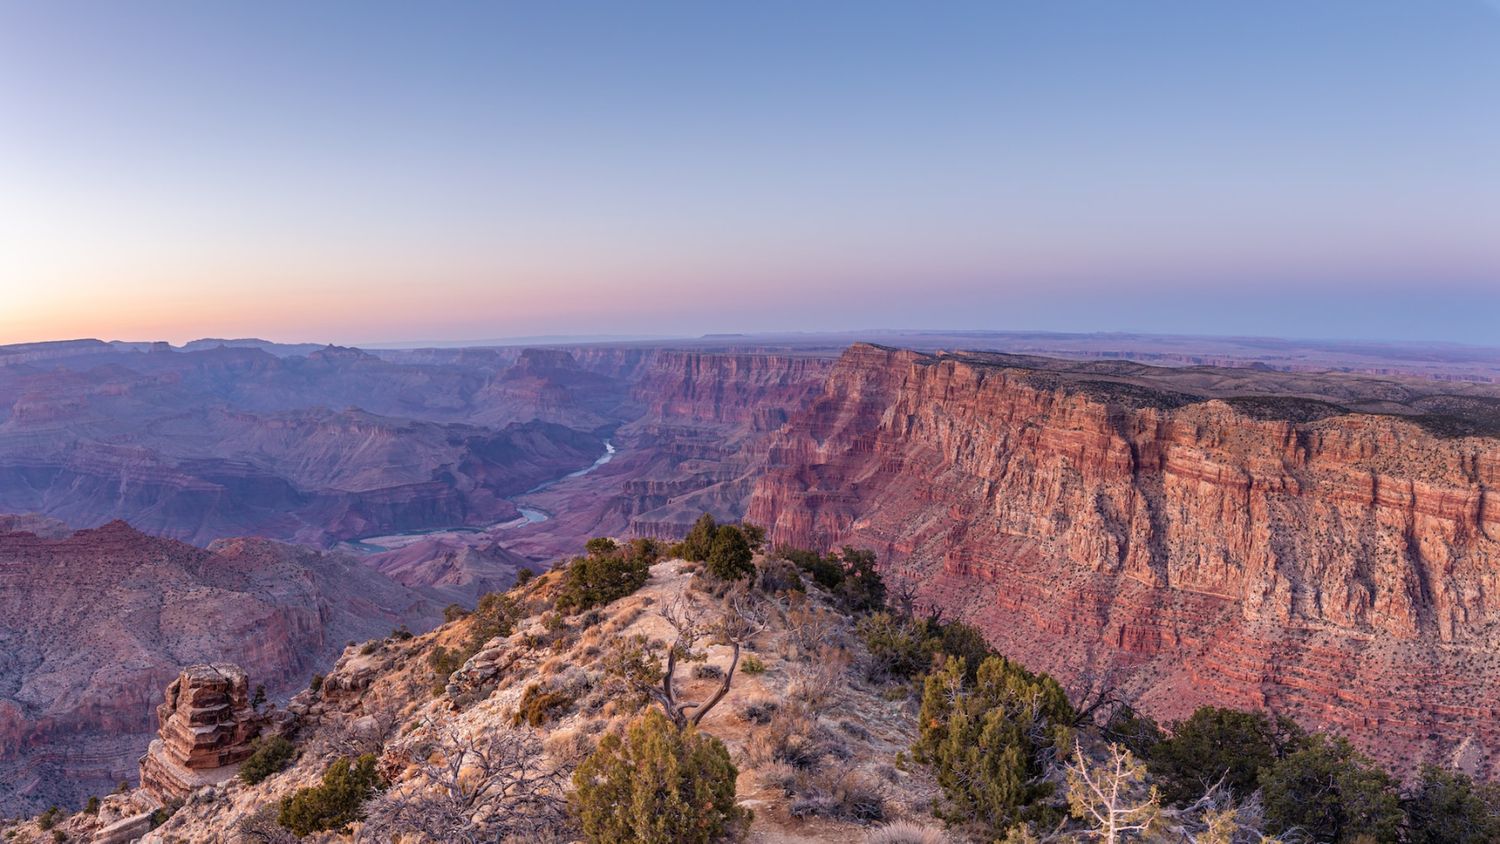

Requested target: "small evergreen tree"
[
  {"left": 832, "top": 546, "right": 885, "bottom": 613},
  {"left": 277, "top": 754, "right": 381, "bottom": 836},
  {"left": 915, "top": 655, "right": 1076, "bottom": 834},
  {"left": 570, "top": 708, "right": 749, "bottom": 843},
  {"left": 706, "top": 525, "right": 755, "bottom": 581},
  {"left": 1149, "top": 706, "right": 1304, "bottom": 804},
  {"left": 678, "top": 513, "right": 719, "bottom": 562},
  {"left": 239, "top": 735, "right": 297, "bottom": 785},
  {"left": 1402, "top": 765, "right": 1500, "bottom": 844},
  {"left": 1260, "top": 734, "right": 1402, "bottom": 844},
  {"left": 555, "top": 546, "right": 651, "bottom": 613}
]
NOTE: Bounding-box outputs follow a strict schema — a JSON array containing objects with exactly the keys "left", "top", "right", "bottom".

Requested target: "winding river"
[{"left": 347, "top": 440, "right": 615, "bottom": 552}]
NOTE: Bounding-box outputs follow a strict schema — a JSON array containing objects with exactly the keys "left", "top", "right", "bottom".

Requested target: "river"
[{"left": 346, "top": 440, "right": 615, "bottom": 552}]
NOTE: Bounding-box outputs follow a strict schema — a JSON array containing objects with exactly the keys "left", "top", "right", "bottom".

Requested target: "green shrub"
[
  {"left": 676, "top": 513, "right": 720, "bottom": 562},
  {"left": 239, "top": 735, "right": 297, "bottom": 785},
  {"left": 857, "top": 612, "right": 938, "bottom": 681},
  {"left": 915, "top": 655, "right": 1075, "bottom": 835},
  {"left": 571, "top": 708, "right": 749, "bottom": 843},
  {"left": 1148, "top": 706, "right": 1304, "bottom": 805},
  {"left": 706, "top": 525, "right": 755, "bottom": 581},
  {"left": 555, "top": 545, "right": 651, "bottom": 613},
  {"left": 1260, "top": 734, "right": 1401, "bottom": 844},
  {"left": 277, "top": 755, "right": 381, "bottom": 836},
  {"left": 83, "top": 796, "right": 99, "bottom": 816},
  {"left": 515, "top": 567, "right": 535, "bottom": 586},
  {"left": 37, "top": 807, "right": 61, "bottom": 830},
  {"left": 470, "top": 590, "right": 521, "bottom": 646},
  {"left": 779, "top": 546, "right": 844, "bottom": 590},
  {"left": 740, "top": 654, "right": 766, "bottom": 675},
  {"left": 148, "top": 799, "right": 181, "bottom": 829},
  {"left": 308, "top": 674, "right": 324, "bottom": 694},
  {"left": 832, "top": 547, "right": 885, "bottom": 613},
  {"left": 426, "top": 645, "right": 466, "bottom": 695},
  {"left": 1403, "top": 765, "right": 1500, "bottom": 844},
  {"left": 443, "top": 602, "right": 470, "bottom": 623}
]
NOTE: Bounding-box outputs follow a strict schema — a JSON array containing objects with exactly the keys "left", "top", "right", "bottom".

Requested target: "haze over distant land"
[{"left": 3, "top": 1, "right": 1499, "bottom": 345}]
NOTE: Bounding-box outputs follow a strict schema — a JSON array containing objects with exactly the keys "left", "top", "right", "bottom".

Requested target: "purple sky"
[{"left": 2, "top": 1, "right": 1497, "bottom": 345}]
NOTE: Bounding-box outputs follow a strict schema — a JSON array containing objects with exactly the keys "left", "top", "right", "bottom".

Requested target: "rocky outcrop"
[
  {"left": 749, "top": 344, "right": 1500, "bottom": 774},
  {"left": 0, "top": 522, "right": 434, "bottom": 815},
  {"left": 138, "top": 664, "right": 265, "bottom": 801}
]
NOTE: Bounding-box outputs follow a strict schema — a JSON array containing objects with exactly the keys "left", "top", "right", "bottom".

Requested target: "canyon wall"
[
  {"left": 0, "top": 521, "right": 435, "bottom": 815},
  {"left": 749, "top": 343, "right": 1500, "bottom": 774}
]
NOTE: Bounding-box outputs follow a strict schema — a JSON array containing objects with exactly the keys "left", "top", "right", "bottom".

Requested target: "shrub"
[
  {"left": 148, "top": 798, "right": 181, "bottom": 829},
  {"left": 585, "top": 536, "right": 619, "bottom": 556},
  {"left": 512, "top": 683, "right": 574, "bottom": 727},
  {"left": 780, "top": 547, "right": 844, "bottom": 590},
  {"left": 470, "top": 590, "right": 522, "bottom": 646},
  {"left": 443, "top": 603, "right": 469, "bottom": 623},
  {"left": 864, "top": 821, "right": 949, "bottom": 844},
  {"left": 571, "top": 708, "right": 749, "bottom": 843},
  {"left": 389, "top": 624, "right": 413, "bottom": 641},
  {"left": 83, "top": 796, "right": 99, "bottom": 815},
  {"left": 555, "top": 546, "right": 651, "bottom": 613},
  {"left": 239, "top": 735, "right": 297, "bottom": 785},
  {"left": 677, "top": 513, "right": 720, "bottom": 562},
  {"left": 308, "top": 674, "right": 324, "bottom": 694},
  {"left": 1403, "top": 765, "right": 1500, "bottom": 844},
  {"left": 515, "top": 567, "right": 535, "bottom": 586},
  {"left": 754, "top": 556, "right": 805, "bottom": 594},
  {"left": 759, "top": 702, "right": 824, "bottom": 770},
  {"left": 37, "top": 807, "right": 61, "bottom": 830},
  {"left": 693, "top": 662, "right": 725, "bottom": 680},
  {"left": 1260, "top": 734, "right": 1401, "bottom": 844},
  {"left": 426, "top": 645, "right": 466, "bottom": 695},
  {"left": 858, "top": 612, "right": 937, "bottom": 681},
  {"left": 915, "top": 655, "right": 1075, "bottom": 834},
  {"left": 1148, "top": 706, "right": 1304, "bottom": 805},
  {"left": 736, "top": 695, "right": 779, "bottom": 725},
  {"left": 832, "top": 547, "right": 885, "bottom": 613},
  {"left": 740, "top": 654, "right": 766, "bottom": 675},
  {"left": 706, "top": 525, "right": 755, "bottom": 581},
  {"left": 277, "top": 754, "right": 381, "bottom": 836}
]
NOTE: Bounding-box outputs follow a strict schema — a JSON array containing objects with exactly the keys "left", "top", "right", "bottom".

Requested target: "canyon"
[
  {"left": 748, "top": 344, "right": 1500, "bottom": 776},
  {"left": 2, "top": 332, "right": 1499, "bottom": 816},
  {"left": 0, "top": 521, "right": 436, "bottom": 814}
]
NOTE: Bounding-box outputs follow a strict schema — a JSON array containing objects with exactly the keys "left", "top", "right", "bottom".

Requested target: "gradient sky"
[{"left": 2, "top": 0, "right": 1498, "bottom": 346}]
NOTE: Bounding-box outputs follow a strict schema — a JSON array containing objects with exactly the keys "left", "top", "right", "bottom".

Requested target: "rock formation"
[
  {"left": 138, "top": 664, "right": 266, "bottom": 801},
  {"left": 749, "top": 343, "right": 1500, "bottom": 775},
  {"left": 0, "top": 521, "right": 434, "bottom": 815}
]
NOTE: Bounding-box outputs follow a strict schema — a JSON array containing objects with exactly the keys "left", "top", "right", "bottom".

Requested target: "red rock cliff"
[{"left": 749, "top": 344, "right": 1500, "bottom": 774}]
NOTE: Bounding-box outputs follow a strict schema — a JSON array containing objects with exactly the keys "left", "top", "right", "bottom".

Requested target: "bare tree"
[
  {"left": 1070, "top": 666, "right": 1129, "bottom": 728},
  {"left": 1064, "top": 741, "right": 1162, "bottom": 843},
  {"left": 646, "top": 591, "right": 767, "bottom": 729},
  {"left": 316, "top": 695, "right": 405, "bottom": 759},
  {"left": 362, "top": 718, "right": 568, "bottom": 844}
]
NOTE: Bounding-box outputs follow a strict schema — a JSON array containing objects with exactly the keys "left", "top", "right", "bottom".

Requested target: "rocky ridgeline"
[{"left": 0, "top": 558, "right": 944, "bottom": 842}]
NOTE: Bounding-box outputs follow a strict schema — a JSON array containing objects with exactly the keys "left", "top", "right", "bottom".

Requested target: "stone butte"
[{"left": 139, "top": 664, "right": 269, "bottom": 801}]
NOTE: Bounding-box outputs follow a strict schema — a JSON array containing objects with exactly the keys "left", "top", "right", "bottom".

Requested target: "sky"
[{"left": 1, "top": 0, "right": 1498, "bottom": 346}]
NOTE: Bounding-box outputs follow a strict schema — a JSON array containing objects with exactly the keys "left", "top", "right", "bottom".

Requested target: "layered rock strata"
[
  {"left": 139, "top": 664, "right": 268, "bottom": 801},
  {"left": 749, "top": 344, "right": 1500, "bottom": 774}
]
